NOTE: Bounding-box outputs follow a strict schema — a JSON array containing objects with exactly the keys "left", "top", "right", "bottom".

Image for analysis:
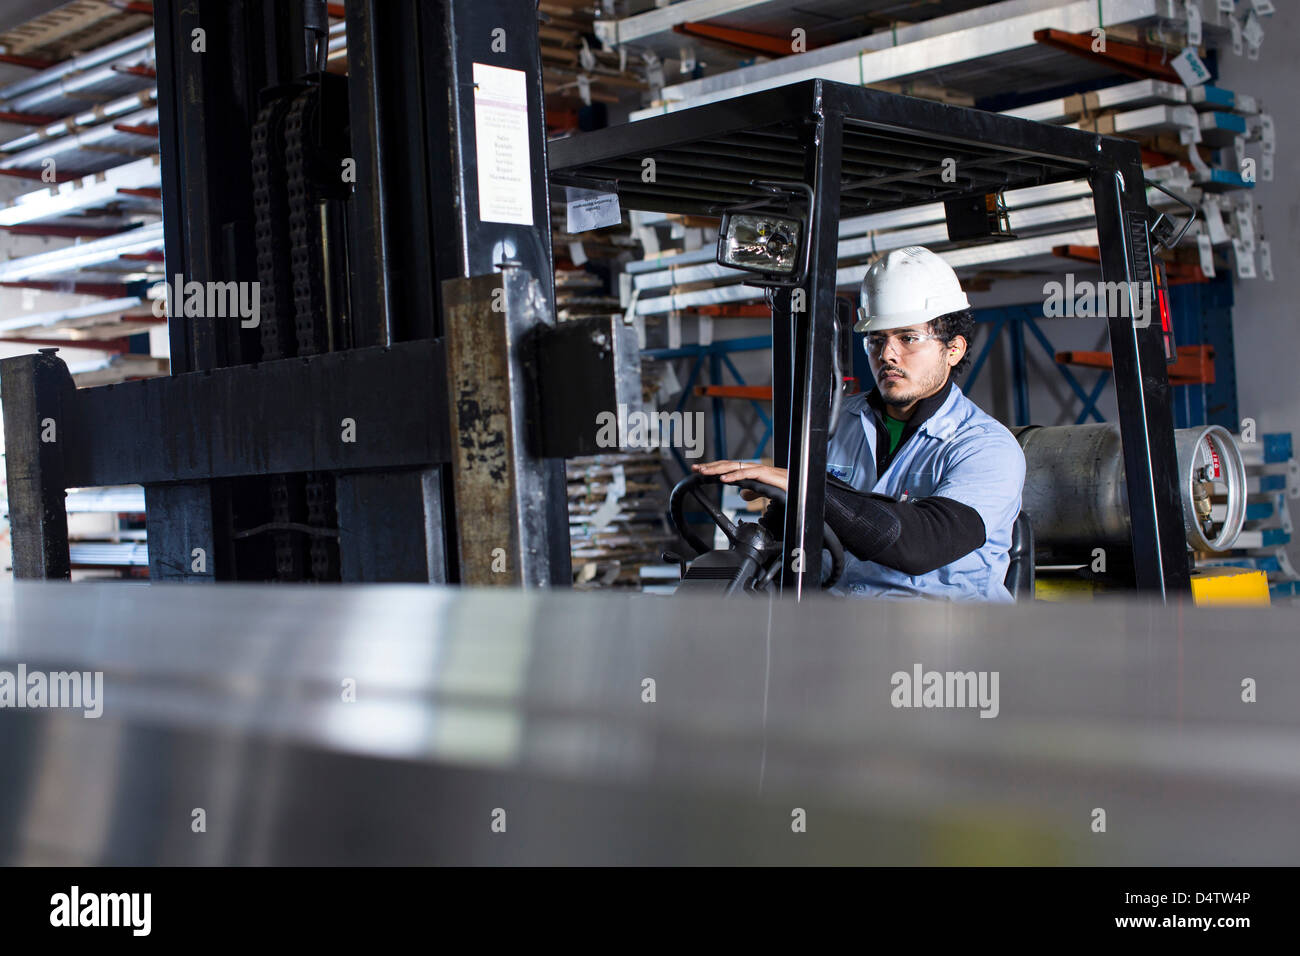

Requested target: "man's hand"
[{"left": 692, "top": 460, "right": 789, "bottom": 501}]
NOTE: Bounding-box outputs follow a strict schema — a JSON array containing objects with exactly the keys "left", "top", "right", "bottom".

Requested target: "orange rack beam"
[
  {"left": 1057, "top": 346, "right": 1215, "bottom": 385},
  {"left": 688, "top": 304, "right": 772, "bottom": 318},
  {"left": 1033, "top": 28, "right": 1182, "bottom": 83},
  {"left": 673, "top": 22, "right": 797, "bottom": 57},
  {"left": 694, "top": 385, "right": 773, "bottom": 401},
  {"left": 1051, "top": 244, "right": 1209, "bottom": 284}
]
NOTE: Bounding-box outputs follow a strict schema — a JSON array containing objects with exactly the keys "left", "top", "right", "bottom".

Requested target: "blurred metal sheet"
[{"left": 0, "top": 581, "right": 1298, "bottom": 864}]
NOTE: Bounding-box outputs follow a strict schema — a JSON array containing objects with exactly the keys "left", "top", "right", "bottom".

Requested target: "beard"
[{"left": 877, "top": 361, "right": 949, "bottom": 407}]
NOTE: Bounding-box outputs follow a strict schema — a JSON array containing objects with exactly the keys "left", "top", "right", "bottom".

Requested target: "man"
[{"left": 693, "top": 245, "right": 1026, "bottom": 602}]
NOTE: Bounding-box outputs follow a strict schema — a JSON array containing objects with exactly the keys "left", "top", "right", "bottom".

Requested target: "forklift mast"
[{"left": 0, "top": 0, "right": 639, "bottom": 586}]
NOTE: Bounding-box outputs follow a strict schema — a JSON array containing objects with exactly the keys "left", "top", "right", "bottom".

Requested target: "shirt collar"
[{"left": 864, "top": 374, "right": 955, "bottom": 435}]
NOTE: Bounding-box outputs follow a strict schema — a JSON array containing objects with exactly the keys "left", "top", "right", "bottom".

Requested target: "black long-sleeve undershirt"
[{"left": 760, "top": 476, "right": 986, "bottom": 576}]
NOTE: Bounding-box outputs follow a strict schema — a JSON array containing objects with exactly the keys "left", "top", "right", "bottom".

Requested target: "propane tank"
[{"left": 1013, "top": 423, "right": 1246, "bottom": 556}]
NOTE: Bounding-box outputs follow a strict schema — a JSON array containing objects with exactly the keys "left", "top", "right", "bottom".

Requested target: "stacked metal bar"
[
  {"left": 63, "top": 484, "right": 148, "bottom": 578},
  {"left": 1018, "top": 77, "right": 1269, "bottom": 282},
  {"left": 540, "top": 0, "right": 648, "bottom": 133},
  {"left": 602, "top": 0, "right": 1276, "bottom": 316},
  {"left": 567, "top": 450, "right": 676, "bottom": 589},
  {"left": 0, "top": 13, "right": 164, "bottom": 378}
]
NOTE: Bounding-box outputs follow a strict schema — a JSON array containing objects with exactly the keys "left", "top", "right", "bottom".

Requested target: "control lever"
[{"left": 662, "top": 550, "right": 689, "bottom": 580}]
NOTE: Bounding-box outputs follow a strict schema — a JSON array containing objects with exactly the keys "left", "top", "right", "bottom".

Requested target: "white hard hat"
[{"left": 855, "top": 245, "right": 970, "bottom": 332}]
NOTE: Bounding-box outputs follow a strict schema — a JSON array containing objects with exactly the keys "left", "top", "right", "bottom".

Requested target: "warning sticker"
[{"left": 473, "top": 63, "right": 533, "bottom": 226}]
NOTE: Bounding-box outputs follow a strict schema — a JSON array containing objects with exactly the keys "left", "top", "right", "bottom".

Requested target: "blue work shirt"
[{"left": 824, "top": 380, "right": 1025, "bottom": 602}]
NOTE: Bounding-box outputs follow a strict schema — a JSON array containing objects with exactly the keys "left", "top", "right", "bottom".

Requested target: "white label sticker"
[
  {"left": 473, "top": 64, "right": 533, "bottom": 226},
  {"left": 565, "top": 186, "right": 621, "bottom": 233},
  {"left": 1252, "top": 0, "right": 1275, "bottom": 14},
  {"left": 1242, "top": 10, "right": 1264, "bottom": 47},
  {"left": 1203, "top": 196, "right": 1228, "bottom": 243},
  {"left": 1247, "top": 41, "right": 1260, "bottom": 61},
  {"left": 697, "top": 314, "right": 713, "bottom": 346},
  {"left": 1235, "top": 204, "right": 1256, "bottom": 253},
  {"left": 667, "top": 311, "right": 681, "bottom": 350},
  {"left": 1259, "top": 113, "right": 1275, "bottom": 154},
  {"left": 567, "top": 240, "right": 587, "bottom": 266},
  {"left": 636, "top": 224, "right": 660, "bottom": 256},
  {"left": 577, "top": 73, "right": 591, "bottom": 106},
  {"left": 1231, "top": 18, "right": 1243, "bottom": 55},
  {"left": 1262, "top": 151, "right": 1274, "bottom": 181},
  {"left": 1186, "top": 2, "right": 1202, "bottom": 45},
  {"left": 1233, "top": 239, "right": 1256, "bottom": 278},
  {"left": 578, "top": 39, "right": 596, "bottom": 73},
  {"left": 588, "top": 464, "right": 626, "bottom": 532},
  {"left": 643, "top": 52, "right": 664, "bottom": 96},
  {"left": 1172, "top": 46, "right": 1211, "bottom": 86},
  {"left": 1259, "top": 240, "right": 1274, "bottom": 281},
  {"left": 1218, "top": 0, "right": 1235, "bottom": 9},
  {"left": 655, "top": 360, "right": 680, "bottom": 403},
  {"left": 678, "top": 46, "right": 696, "bottom": 74},
  {"left": 1197, "top": 233, "right": 1216, "bottom": 277}
]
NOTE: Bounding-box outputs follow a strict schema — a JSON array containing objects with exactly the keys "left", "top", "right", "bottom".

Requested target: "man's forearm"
[
  {"left": 862, "top": 493, "right": 985, "bottom": 574},
  {"left": 761, "top": 478, "right": 986, "bottom": 574},
  {"left": 758, "top": 480, "right": 899, "bottom": 560}
]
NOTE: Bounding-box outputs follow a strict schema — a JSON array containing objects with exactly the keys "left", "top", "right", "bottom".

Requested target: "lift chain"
[
  {"left": 251, "top": 98, "right": 295, "bottom": 362},
  {"left": 247, "top": 87, "right": 340, "bottom": 581},
  {"left": 267, "top": 473, "right": 304, "bottom": 580},
  {"left": 252, "top": 97, "right": 303, "bottom": 579},
  {"left": 284, "top": 89, "right": 329, "bottom": 358},
  {"left": 284, "top": 87, "right": 339, "bottom": 581},
  {"left": 304, "top": 477, "right": 338, "bottom": 580}
]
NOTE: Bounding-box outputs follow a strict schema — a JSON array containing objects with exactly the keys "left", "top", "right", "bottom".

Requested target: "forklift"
[
  {"left": 1, "top": 6, "right": 1195, "bottom": 603},
  {"left": 550, "top": 78, "right": 1197, "bottom": 600}
]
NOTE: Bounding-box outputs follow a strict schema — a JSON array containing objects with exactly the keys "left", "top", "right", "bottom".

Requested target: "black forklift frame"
[
  {"left": 550, "top": 79, "right": 1190, "bottom": 599},
  {"left": 0, "top": 0, "right": 575, "bottom": 586}
]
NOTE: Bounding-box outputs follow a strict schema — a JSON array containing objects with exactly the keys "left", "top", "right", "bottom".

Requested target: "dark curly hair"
[{"left": 928, "top": 308, "right": 976, "bottom": 378}]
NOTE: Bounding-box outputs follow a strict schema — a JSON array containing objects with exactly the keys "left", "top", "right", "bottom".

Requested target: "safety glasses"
[{"left": 863, "top": 330, "right": 944, "bottom": 356}]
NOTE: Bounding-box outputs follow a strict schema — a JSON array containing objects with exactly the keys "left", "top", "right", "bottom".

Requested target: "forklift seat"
[{"left": 1004, "top": 513, "right": 1034, "bottom": 601}]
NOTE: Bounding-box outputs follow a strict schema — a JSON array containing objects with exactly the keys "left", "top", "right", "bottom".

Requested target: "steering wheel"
[{"left": 668, "top": 472, "right": 845, "bottom": 589}]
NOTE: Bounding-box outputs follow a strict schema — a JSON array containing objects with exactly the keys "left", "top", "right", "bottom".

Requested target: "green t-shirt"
[{"left": 883, "top": 414, "right": 907, "bottom": 456}]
